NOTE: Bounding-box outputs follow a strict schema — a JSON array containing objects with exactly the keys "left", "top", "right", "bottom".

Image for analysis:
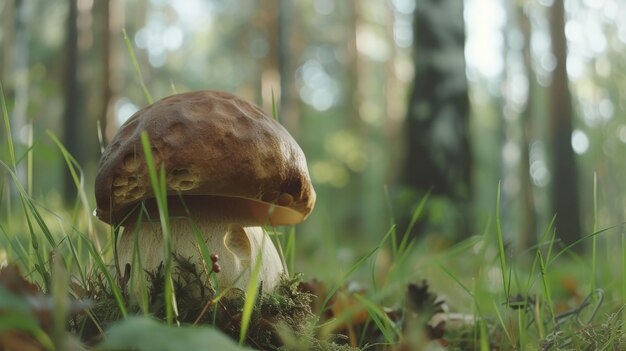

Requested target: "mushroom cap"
[{"left": 94, "top": 90, "right": 316, "bottom": 226}]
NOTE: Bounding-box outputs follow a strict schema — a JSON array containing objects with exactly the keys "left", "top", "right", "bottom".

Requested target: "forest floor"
[{"left": 2, "top": 199, "right": 626, "bottom": 351}]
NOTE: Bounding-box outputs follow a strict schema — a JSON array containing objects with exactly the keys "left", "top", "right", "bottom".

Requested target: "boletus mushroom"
[{"left": 94, "top": 90, "right": 315, "bottom": 294}]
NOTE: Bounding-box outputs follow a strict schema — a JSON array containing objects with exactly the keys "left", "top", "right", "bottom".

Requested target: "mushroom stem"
[{"left": 116, "top": 197, "right": 286, "bottom": 298}]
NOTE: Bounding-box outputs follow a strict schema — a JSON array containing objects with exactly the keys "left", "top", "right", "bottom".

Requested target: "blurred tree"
[
  {"left": 277, "top": 0, "right": 299, "bottom": 135},
  {"left": 256, "top": 0, "right": 287, "bottom": 121},
  {"left": 99, "top": 0, "right": 123, "bottom": 148},
  {"left": 548, "top": 0, "right": 581, "bottom": 248},
  {"left": 10, "top": 0, "right": 29, "bottom": 141},
  {"left": 404, "top": 0, "right": 472, "bottom": 239},
  {"left": 344, "top": 1, "right": 366, "bottom": 234},
  {"left": 60, "top": 0, "right": 99, "bottom": 203},
  {"left": 518, "top": 4, "right": 537, "bottom": 249},
  {"left": 3, "top": 0, "right": 32, "bottom": 192},
  {"left": 63, "top": 0, "right": 80, "bottom": 201},
  {"left": 0, "top": 2, "right": 11, "bottom": 80}
]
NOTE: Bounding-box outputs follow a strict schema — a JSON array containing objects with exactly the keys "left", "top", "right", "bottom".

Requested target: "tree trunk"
[
  {"left": 548, "top": 0, "right": 581, "bottom": 248},
  {"left": 277, "top": 0, "right": 298, "bottom": 135},
  {"left": 345, "top": 1, "right": 368, "bottom": 237},
  {"left": 404, "top": 0, "right": 472, "bottom": 238},
  {"left": 0, "top": 0, "right": 15, "bottom": 84},
  {"left": 11, "top": 0, "right": 31, "bottom": 191},
  {"left": 99, "top": 0, "right": 124, "bottom": 146},
  {"left": 99, "top": 0, "right": 111, "bottom": 151},
  {"left": 0, "top": 0, "right": 15, "bottom": 216},
  {"left": 518, "top": 4, "right": 537, "bottom": 250},
  {"left": 63, "top": 0, "right": 80, "bottom": 202}
]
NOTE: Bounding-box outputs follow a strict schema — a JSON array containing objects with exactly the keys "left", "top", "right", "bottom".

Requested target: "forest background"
[{"left": 1, "top": 0, "right": 625, "bottom": 283}]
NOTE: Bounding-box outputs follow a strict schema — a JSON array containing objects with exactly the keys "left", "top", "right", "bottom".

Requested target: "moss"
[{"left": 74, "top": 257, "right": 359, "bottom": 350}]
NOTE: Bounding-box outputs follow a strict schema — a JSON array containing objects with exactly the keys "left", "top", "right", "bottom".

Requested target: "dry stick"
[{"left": 194, "top": 298, "right": 216, "bottom": 325}]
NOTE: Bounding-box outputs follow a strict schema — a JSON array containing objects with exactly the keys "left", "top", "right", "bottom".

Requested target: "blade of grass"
[
  {"left": 0, "top": 223, "right": 29, "bottom": 265},
  {"left": 97, "top": 119, "right": 105, "bottom": 154},
  {"left": 46, "top": 131, "right": 84, "bottom": 203},
  {"left": 492, "top": 300, "right": 513, "bottom": 346},
  {"left": 0, "top": 160, "right": 53, "bottom": 288},
  {"left": 319, "top": 245, "right": 381, "bottom": 315},
  {"left": 399, "top": 191, "right": 430, "bottom": 255},
  {"left": 5, "top": 131, "right": 94, "bottom": 264},
  {"left": 591, "top": 172, "right": 598, "bottom": 292},
  {"left": 623, "top": 227, "right": 626, "bottom": 323},
  {"left": 433, "top": 235, "right": 483, "bottom": 261},
  {"left": 0, "top": 82, "right": 17, "bottom": 171},
  {"left": 495, "top": 182, "right": 510, "bottom": 304},
  {"left": 46, "top": 130, "right": 97, "bottom": 247},
  {"left": 283, "top": 226, "right": 296, "bottom": 274},
  {"left": 84, "top": 234, "right": 127, "bottom": 317},
  {"left": 271, "top": 90, "right": 278, "bottom": 121},
  {"left": 470, "top": 279, "right": 479, "bottom": 349},
  {"left": 123, "top": 29, "right": 153, "bottom": 105},
  {"left": 0, "top": 84, "right": 42, "bottom": 277},
  {"left": 386, "top": 238, "right": 417, "bottom": 285},
  {"left": 319, "top": 222, "right": 397, "bottom": 314},
  {"left": 353, "top": 294, "right": 401, "bottom": 343},
  {"left": 550, "top": 226, "right": 616, "bottom": 264},
  {"left": 537, "top": 251, "right": 556, "bottom": 327},
  {"left": 0, "top": 180, "right": 7, "bottom": 232},
  {"left": 265, "top": 225, "right": 289, "bottom": 276},
  {"left": 239, "top": 240, "right": 264, "bottom": 344},
  {"left": 437, "top": 261, "right": 473, "bottom": 298},
  {"left": 65, "top": 230, "right": 87, "bottom": 288},
  {"left": 543, "top": 221, "right": 558, "bottom": 263},
  {"left": 177, "top": 196, "right": 218, "bottom": 292},
  {"left": 140, "top": 132, "right": 177, "bottom": 324},
  {"left": 188, "top": 218, "right": 215, "bottom": 275},
  {"left": 130, "top": 212, "right": 149, "bottom": 315},
  {"left": 26, "top": 123, "right": 33, "bottom": 196},
  {"left": 140, "top": 133, "right": 169, "bottom": 235},
  {"left": 383, "top": 185, "right": 399, "bottom": 257},
  {"left": 479, "top": 319, "right": 489, "bottom": 351},
  {"left": 517, "top": 307, "right": 526, "bottom": 349}
]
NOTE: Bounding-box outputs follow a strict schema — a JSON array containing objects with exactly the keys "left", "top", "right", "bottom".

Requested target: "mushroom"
[{"left": 94, "top": 90, "right": 316, "bottom": 295}]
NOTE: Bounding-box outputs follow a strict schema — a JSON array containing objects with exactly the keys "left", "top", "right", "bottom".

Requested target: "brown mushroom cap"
[{"left": 94, "top": 90, "right": 316, "bottom": 226}]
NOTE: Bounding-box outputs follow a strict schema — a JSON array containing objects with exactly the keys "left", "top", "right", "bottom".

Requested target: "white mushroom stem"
[{"left": 115, "top": 197, "right": 286, "bottom": 298}]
